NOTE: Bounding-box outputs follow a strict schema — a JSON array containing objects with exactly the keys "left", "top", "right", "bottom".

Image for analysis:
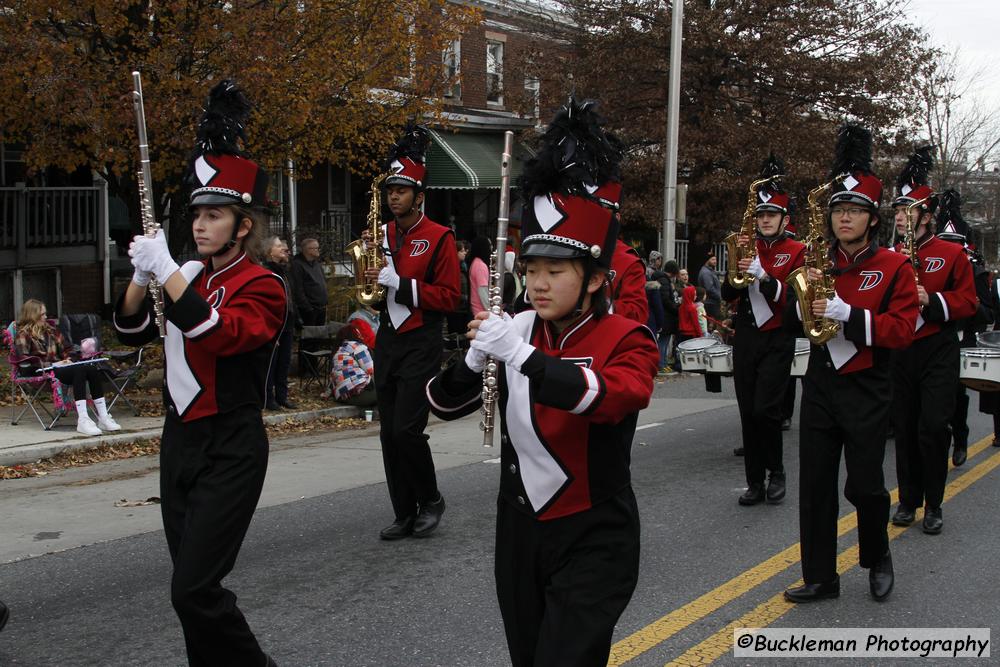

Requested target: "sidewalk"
[{"left": 0, "top": 404, "right": 362, "bottom": 467}]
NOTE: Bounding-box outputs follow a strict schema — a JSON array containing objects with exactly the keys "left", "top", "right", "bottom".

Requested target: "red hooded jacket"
[{"left": 678, "top": 285, "right": 701, "bottom": 336}]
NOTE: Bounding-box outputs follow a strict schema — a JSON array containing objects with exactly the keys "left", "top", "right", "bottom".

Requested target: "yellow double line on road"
[{"left": 609, "top": 436, "right": 1000, "bottom": 666}]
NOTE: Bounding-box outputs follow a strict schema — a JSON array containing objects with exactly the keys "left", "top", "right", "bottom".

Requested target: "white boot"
[
  {"left": 76, "top": 400, "right": 102, "bottom": 436},
  {"left": 93, "top": 397, "right": 121, "bottom": 431}
]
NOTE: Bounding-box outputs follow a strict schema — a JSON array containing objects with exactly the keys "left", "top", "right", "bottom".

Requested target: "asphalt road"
[{"left": 1, "top": 374, "right": 998, "bottom": 666}]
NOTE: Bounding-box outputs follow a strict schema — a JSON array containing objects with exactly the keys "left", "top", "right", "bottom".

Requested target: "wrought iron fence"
[{"left": 1, "top": 187, "right": 102, "bottom": 249}]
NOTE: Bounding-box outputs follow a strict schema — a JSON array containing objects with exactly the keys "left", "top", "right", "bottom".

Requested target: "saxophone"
[
  {"left": 725, "top": 175, "right": 782, "bottom": 288},
  {"left": 346, "top": 173, "right": 388, "bottom": 306},
  {"left": 904, "top": 196, "right": 930, "bottom": 287},
  {"left": 785, "top": 174, "right": 848, "bottom": 345}
]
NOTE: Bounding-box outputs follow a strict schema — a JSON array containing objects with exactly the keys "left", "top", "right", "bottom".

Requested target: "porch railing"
[{"left": 1, "top": 187, "right": 102, "bottom": 248}]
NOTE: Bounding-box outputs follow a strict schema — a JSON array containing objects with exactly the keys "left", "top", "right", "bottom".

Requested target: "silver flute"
[
  {"left": 480, "top": 131, "right": 515, "bottom": 447},
  {"left": 131, "top": 71, "right": 167, "bottom": 338}
]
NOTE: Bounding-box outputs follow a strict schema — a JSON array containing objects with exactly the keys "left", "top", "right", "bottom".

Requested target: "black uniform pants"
[
  {"left": 799, "top": 359, "right": 891, "bottom": 584},
  {"left": 951, "top": 383, "right": 970, "bottom": 448},
  {"left": 733, "top": 325, "right": 794, "bottom": 486},
  {"left": 374, "top": 323, "right": 442, "bottom": 520},
  {"left": 160, "top": 406, "right": 269, "bottom": 667},
  {"left": 782, "top": 377, "right": 798, "bottom": 422},
  {"left": 891, "top": 333, "right": 958, "bottom": 510},
  {"left": 51, "top": 364, "right": 105, "bottom": 400},
  {"left": 495, "top": 487, "right": 640, "bottom": 667}
]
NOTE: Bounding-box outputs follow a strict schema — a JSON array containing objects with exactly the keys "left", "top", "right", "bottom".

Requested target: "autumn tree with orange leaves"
[{"left": 0, "top": 0, "right": 478, "bottom": 248}]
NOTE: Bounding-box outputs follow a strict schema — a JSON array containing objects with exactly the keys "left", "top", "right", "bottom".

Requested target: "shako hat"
[
  {"left": 755, "top": 153, "right": 790, "bottom": 214},
  {"left": 187, "top": 80, "right": 269, "bottom": 209},
  {"left": 518, "top": 97, "right": 622, "bottom": 271},
  {"left": 936, "top": 189, "right": 968, "bottom": 243},
  {"left": 893, "top": 145, "right": 937, "bottom": 212},
  {"left": 828, "top": 122, "right": 882, "bottom": 209},
  {"left": 384, "top": 122, "right": 430, "bottom": 189}
]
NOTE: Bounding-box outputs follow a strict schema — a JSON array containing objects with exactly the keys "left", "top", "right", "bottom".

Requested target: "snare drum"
[
  {"left": 976, "top": 331, "right": 1000, "bottom": 349},
  {"left": 960, "top": 347, "right": 1000, "bottom": 392},
  {"left": 790, "top": 338, "right": 810, "bottom": 377},
  {"left": 677, "top": 336, "right": 719, "bottom": 373},
  {"left": 703, "top": 344, "right": 734, "bottom": 375}
]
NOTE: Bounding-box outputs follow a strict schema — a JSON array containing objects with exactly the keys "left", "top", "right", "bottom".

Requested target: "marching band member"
[
  {"left": 721, "top": 155, "right": 805, "bottom": 506},
  {"left": 610, "top": 238, "right": 650, "bottom": 324},
  {"left": 784, "top": 124, "right": 918, "bottom": 604},
  {"left": 426, "top": 98, "right": 658, "bottom": 666},
  {"left": 364, "top": 124, "right": 461, "bottom": 540},
  {"left": 889, "top": 149, "right": 977, "bottom": 535},
  {"left": 116, "top": 81, "right": 284, "bottom": 666},
  {"left": 937, "top": 190, "right": 993, "bottom": 466}
]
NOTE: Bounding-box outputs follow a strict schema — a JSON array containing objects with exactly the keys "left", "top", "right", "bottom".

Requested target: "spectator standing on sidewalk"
[
  {"left": 291, "top": 237, "right": 327, "bottom": 326},
  {"left": 468, "top": 236, "right": 492, "bottom": 316},
  {"left": 659, "top": 259, "right": 681, "bottom": 370},
  {"left": 263, "top": 236, "right": 297, "bottom": 410},
  {"left": 698, "top": 250, "right": 722, "bottom": 322},
  {"left": 448, "top": 240, "right": 472, "bottom": 335}
]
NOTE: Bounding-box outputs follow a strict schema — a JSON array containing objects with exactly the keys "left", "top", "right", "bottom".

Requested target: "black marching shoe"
[
  {"left": 952, "top": 442, "right": 968, "bottom": 467},
  {"left": 265, "top": 399, "right": 281, "bottom": 411},
  {"left": 922, "top": 506, "right": 943, "bottom": 535},
  {"left": 784, "top": 576, "right": 840, "bottom": 603},
  {"left": 869, "top": 550, "right": 894, "bottom": 601},
  {"left": 0, "top": 600, "right": 8, "bottom": 632},
  {"left": 993, "top": 436, "right": 1000, "bottom": 448},
  {"left": 891, "top": 503, "right": 915, "bottom": 526},
  {"left": 765, "top": 472, "right": 786, "bottom": 504},
  {"left": 780, "top": 418, "right": 792, "bottom": 432},
  {"left": 733, "top": 447, "right": 745, "bottom": 457},
  {"left": 738, "top": 483, "right": 765, "bottom": 506},
  {"left": 277, "top": 399, "right": 298, "bottom": 410},
  {"left": 379, "top": 516, "right": 415, "bottom": 541},
  {"left": 412, "top": 495, "right": 446, "bottom": 538}
]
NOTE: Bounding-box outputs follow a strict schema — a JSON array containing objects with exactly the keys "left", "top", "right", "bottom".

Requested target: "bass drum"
[
  {"left": 677, "top": 336, "right": 720, "bottom": 373},
  {"left": 790, "top": 338, "right": 810, "bottom": 377},
  {"left": 703, "top": 344, "right": 733, "bottom": 376},
  {"left": 960, "top": 347, "right": 1000, "bottom": 392}
]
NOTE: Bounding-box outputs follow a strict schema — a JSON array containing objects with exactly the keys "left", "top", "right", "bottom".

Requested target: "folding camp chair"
[
  {"left": 59, "top": 313, "right": 145, "bottom": 416},
  {"left": 3, "top": 321, "right": 75, "bottom": 429}
]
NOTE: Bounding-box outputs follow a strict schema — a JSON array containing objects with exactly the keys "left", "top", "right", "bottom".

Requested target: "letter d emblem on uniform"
[
  {"left": 410, "top": 240, "right": 430, "bottom": 257},
  {"left": 773, "top": 253, "right": 791, "bottom": 267},
  {"left": 858, "top": 271, "right": 883, "bottom": 291},
  {"left": 923, "top": 257, "right": 945, "bottom": 273}
]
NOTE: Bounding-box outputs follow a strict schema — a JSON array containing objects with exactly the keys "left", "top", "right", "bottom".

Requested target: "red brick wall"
[{"left": 61, "top": 264, "right": 103, "bottom": 315}]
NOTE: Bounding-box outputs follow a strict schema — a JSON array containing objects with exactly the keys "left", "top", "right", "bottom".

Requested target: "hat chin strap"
[{"left": 212, "top": 218, "right": 242, "bottom": 257}]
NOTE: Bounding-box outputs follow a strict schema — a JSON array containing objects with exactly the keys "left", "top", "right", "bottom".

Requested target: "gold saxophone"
[
  {"left": 725, "top": 175, "right": 782, "bottom": 288},
  {"left": 785, "top": 174, "right": 849, "bottom": 345},
  {"left": 347, "top": 173, "right": 388, "bottom": 306},
  {"left": 904, "top": 196, "right": 930, "bottom": 287}
]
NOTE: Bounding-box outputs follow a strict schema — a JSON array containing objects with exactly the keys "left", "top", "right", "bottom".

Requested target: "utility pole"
[{"left": 661, "top": 0, "right": 684, "bottom": 260}]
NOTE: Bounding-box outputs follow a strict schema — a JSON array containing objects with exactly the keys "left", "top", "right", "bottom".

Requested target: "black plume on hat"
[
  {"left": 758, "top": 152, "right": 786, "bottom": 195},
  {"left": 937, "top": 189, "right": 969, "bottom": 238},
  {"left": 194, "top": 80, "right": 252, "bottom": 156},
  {"left": 829, "top": 122, "right": 873, "bottom": 178},
  {"left": 519, "top": 96, "right": 623, "bottom": 201},
  {"left": 896, "top": 145, "right": 935, "bottom": 191},
  {"left": 384, "top": 121, "right": 430, "bottom": 169}
]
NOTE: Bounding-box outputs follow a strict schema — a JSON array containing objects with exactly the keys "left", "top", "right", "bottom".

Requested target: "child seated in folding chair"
[
  {"left": 13, "top": 299, "right": 121, "bottom": 435},
  {"left": 329, "top": 319, "right": 377, "bottom": 407}
]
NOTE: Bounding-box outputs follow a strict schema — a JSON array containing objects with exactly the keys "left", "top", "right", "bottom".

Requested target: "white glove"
[
  {"left": 470, "top": 314, "right": 535, "bottom": 373},
  {"left": 377, "top": 265, "right": 401, "bottom": 291},
  {"left": 747, "top": 256, "right": 769, "bottom": 281},
  {"left": 823, "top": 294, "right": 852, "bottom": 322},
  {"left": 465, "top": 346, "right": 487, "bottom": 373},
  {"left": 129, "top": 230, "right": 179, "bottom": 283},
  {"left": 131, "top": 268, "right": 152, "bottom": 288}
]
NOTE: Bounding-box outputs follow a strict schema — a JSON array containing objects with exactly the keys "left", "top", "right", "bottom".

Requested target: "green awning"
[{"left": 424, "top": 129, "right": 529, "bottom": 190}]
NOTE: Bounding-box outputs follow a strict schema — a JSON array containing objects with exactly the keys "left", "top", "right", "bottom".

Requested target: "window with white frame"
[
  {"left": 486, "top": 39, "right": 504, "bottom": 105},
  {"left": 443, "top": 40, "right": 461, "bottom": 99},
  {"left": 524, "top": 77, "right": 540, "bottom": 123}
]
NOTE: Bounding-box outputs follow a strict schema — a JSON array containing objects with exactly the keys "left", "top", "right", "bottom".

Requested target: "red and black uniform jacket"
[
  {"left": 426, "top": 309, "right": 659, "bottom": 520},
  {"left": 721, "top": 236, "right": 805, "bottom": 332},
  {"left": 114, "top": 253, "right": 286, "bottom": 422},
  {"left": 610, "top": 240, "right": 649, "bottom": 325},
  {"left": 792, "top": 242, "right": 918, "bottom": 375},
  {"left": 893, "top": 235, "right": 977, "bottom": 340},
  {"left": 380, "top": 214, "right": 461, "bottom": 333}
]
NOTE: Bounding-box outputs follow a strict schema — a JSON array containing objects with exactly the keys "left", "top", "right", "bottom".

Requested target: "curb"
[{"left": 0, "top": 405, "right": 361, "bottom": 467}]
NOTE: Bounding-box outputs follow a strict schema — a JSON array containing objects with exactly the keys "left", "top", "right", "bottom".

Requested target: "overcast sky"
[{"left": 907, "top": 0, "right": 1000, "bottom": 104}]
